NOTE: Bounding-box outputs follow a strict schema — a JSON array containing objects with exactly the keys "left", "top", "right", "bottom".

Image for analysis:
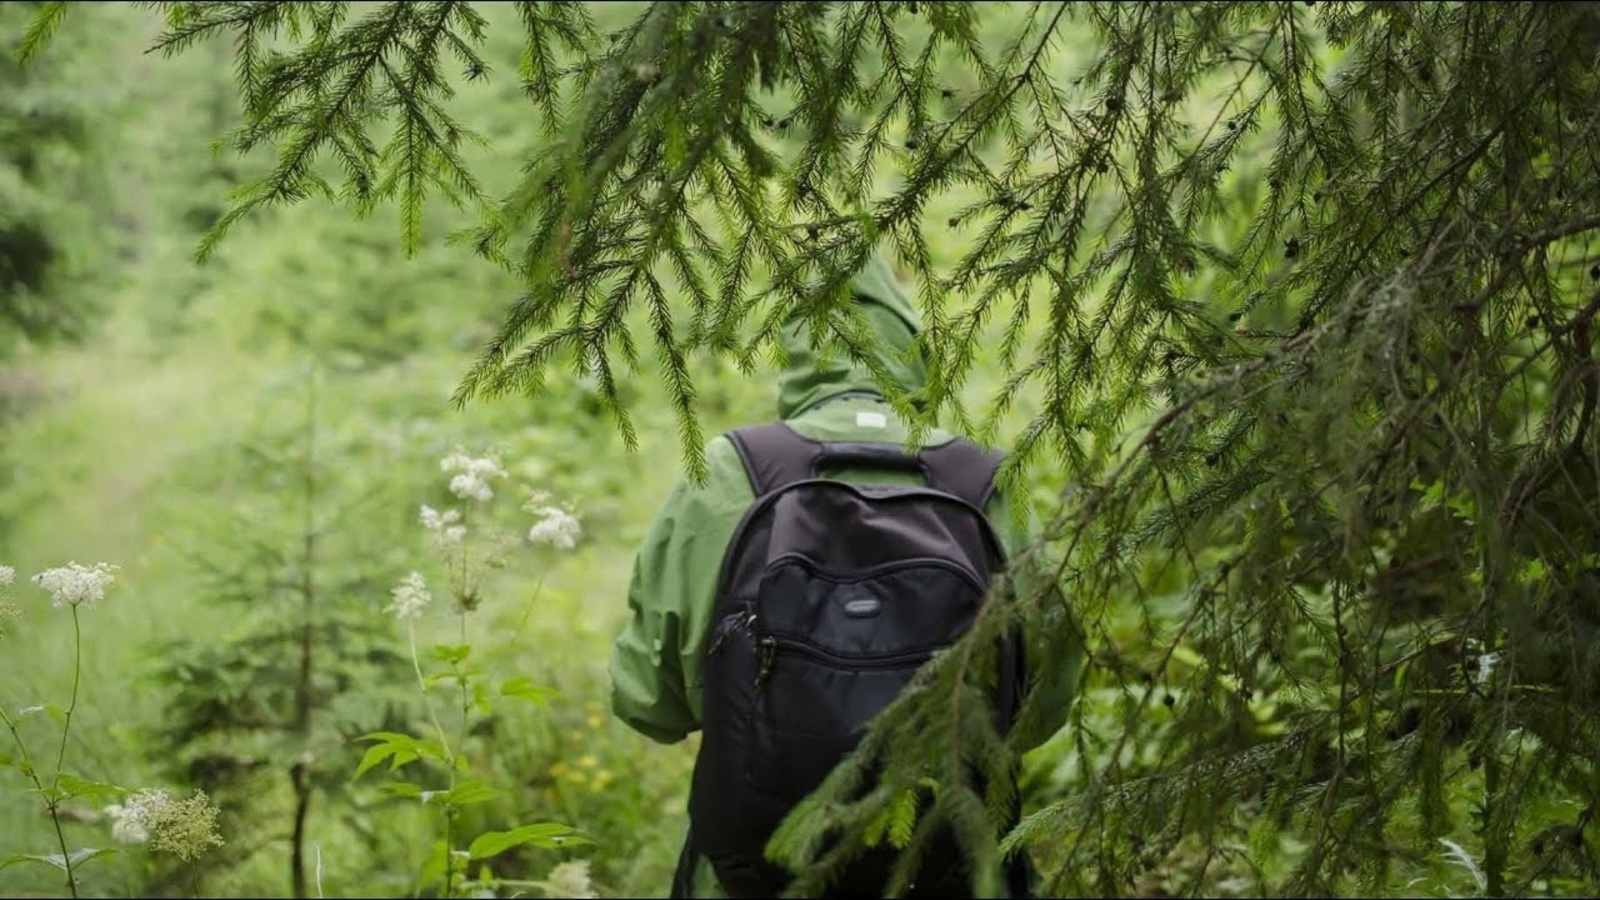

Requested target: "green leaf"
[
  {"left": 352, "top": 732, "right": 444, "bottom": 780},
  {"left": 473, "top": 681, "right": 493, "bottom": 716},
  {"left": 17, "top": 704, "right": 66, "bottom": 725},
  {"left": 887, "top": 789, "right": 917, "bottom": 849},
  {"left": 440, "top": 778, "right": 505, "bottom": 807},
  {"left": 468, "top": 822, "right": 593, "bottom": 860},
  {"left": 55, "top": 773, "right": 125, "bottom": 801},
  {"left": 428, "top": 643, "right": 472, "bottom": 665},
  {"left": 380, "top": 781, "right": 424, "bottom": 799},
  {"left": 499, "top": 676, "right": 557, "bottom": 707},
  {"left": 354, "top": 743, "right": 399, "bottom": 780},
  {"left": 16, "top": 1, "right": 69, "bottom": 65},
  {"left": 0, "top": 854, "right": 54, "bottom": 873},
  {"left": 27, "top": 785, "right": 67, "bottom": 805},
  {"left": 0, "top": 847, "right": 117, "bottom": 873}
]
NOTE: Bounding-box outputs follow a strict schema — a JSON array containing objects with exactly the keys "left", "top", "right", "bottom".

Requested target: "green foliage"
[
  {"left": 1, "top": 5, "right": 702, "bottom": 898},
  {"left": 145, "top": 364, "right": 416, "bottom": 898},
  {"left": 347, "top": 448, "right": 590, "bottom": 899},
  {"left": 0, "top": 566, "right": 225, "bottom": 898},
  {"left": 0, "top": 1, "right": 96, "bottom": 348},
  {"left": 12, "top": 0, "right": 1600, "bottom": 896}
]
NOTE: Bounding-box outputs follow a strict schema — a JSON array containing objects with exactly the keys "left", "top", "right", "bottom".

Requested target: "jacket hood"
[{"left": 775, "top": 252, "right": 927, "bottom": 419}]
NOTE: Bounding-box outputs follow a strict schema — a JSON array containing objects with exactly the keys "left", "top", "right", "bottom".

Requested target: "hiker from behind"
[{"left": 608, "top": 252, "right": 1083, "bottom": 898}]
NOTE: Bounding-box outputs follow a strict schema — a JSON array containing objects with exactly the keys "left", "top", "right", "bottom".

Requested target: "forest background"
[{"left": 2, "top": 2, "right": 1596, "bottom": 898}]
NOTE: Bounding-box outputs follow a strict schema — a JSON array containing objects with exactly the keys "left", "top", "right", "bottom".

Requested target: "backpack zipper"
[
  {"left": 711, "top": 480, "right": 1010, "bottom": 610},
  {"left": 755, "top": 635, "right": 935, "bottom": 689},
  {"left": 760, "top": 552, "right": 989, "bottom": 598},
  {"left": 708, "top": 605, "right": 757, "bottom": 657},
  {"left": 756, "top": 635, "right": 778, "bottom": 688}
]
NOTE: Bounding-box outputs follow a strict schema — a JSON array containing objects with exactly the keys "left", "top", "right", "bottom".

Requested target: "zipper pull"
[
  {"left": 710, "top": 607, "right": 757, "bottom": 657},
  {"left": 755, "top": 636, "right": 778, "bottom": 688},
  {"left": 708, "top": 622, "right": 734, "bottom": 657}
]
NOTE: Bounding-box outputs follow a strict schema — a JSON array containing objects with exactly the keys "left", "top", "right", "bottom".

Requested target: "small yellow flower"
[
  {"left": 565, "top": 770, "right": 588, "bottom": 786},
  {"left": 586, "top": 714, "right": 603, "bottom": 730},
  {"left": 578, "top": 754, "right": 599, "bottom": 770},
  {"left": 549, "top": 761, "right": 569, "bottom": 777}
]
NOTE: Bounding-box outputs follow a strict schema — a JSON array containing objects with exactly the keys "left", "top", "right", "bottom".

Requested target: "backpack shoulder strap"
[
  {"left": 920, "top": 438, "right": 1006, "bottom": 511},
  {"left": 724, "top": 422, "right": 823, "bottom": 496}
]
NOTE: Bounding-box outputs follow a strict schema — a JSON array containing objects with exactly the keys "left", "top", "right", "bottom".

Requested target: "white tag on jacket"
[{"left": 855, "top": 411, "right": 888, "bottom": 429}]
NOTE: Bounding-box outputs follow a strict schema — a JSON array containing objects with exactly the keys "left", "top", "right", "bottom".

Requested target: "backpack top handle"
[
  {"left": 811, "top": 442, "right": 928, "bottom": 478},
  {"left": 726, "top": 422, "right": 1004, "bottom": 510}
]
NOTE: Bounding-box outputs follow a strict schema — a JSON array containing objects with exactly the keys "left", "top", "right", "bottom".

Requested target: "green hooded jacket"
[{"left": 608, "top": 254, "right": 1084, "bottom": 898}]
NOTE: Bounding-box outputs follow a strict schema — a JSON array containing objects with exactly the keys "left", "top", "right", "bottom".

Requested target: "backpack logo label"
[{"left": 842, "top": 597, "right": 882, "bottom": 618}]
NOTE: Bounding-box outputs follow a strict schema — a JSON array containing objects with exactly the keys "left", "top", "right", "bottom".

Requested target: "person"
[{"left": 608, "top": 251, "right": 1083, "bottom": 898}]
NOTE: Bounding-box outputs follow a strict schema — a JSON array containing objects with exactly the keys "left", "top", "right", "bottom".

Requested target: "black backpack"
[{"left": 680, "top": 422, "right": 1026, "bottom": 899}]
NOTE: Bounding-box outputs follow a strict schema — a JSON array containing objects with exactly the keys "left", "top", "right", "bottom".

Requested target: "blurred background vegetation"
[
  {"left": 0, "top": 2, "right": 1572, "bottom": 898},
  {"left": 0, "top": 3, "right": 728, "bottom": 895}
]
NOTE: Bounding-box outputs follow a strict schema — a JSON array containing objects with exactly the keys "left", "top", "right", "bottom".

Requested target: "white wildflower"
[
  {"left": 104, "top": 801, "right": 151, "bottom": 845},
  {"left": 526, "top": 499, "right": 582, "bottom": 551},
  {"left": 105, "top": 788, "right": 224, "bottom": 860},
  {"left": 447, "top": 473, "right": 490, "bottom": 502},
  {"left": 0, "top": 564, "right": 13, "bottom": 587},
  {"left": 542, "top": 860, "right": 598, "bottom": 899},
  {"left": 439, "top": 449, "right": 470, "bottom": 473},
  {"left": 31, "top": 561, "right": 119, "bottom": 609},
  {"left": 441, "top": 450, "right": 507, "bottom": 502},
  {"left": 418, "top": 504, "right": 448, "bottom": 530},
  {"left": 387, "top": 572, "right": 432, "bottom": 621},
  {"left": 419, "top": 505, "right": 466, "bottom": 543}
]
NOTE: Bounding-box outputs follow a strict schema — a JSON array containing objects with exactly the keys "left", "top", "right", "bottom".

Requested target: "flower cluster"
[
  {"left": 440, "top": 450, "right": 506, "bottom": 503},
  {"left": 543, "top": 859, "right": 598, "bottom": 899},
  {"left": 104, "top": 788, "right": 225, "bottom": 861},
  {"left": 419, "top": 504, "right": 466, "bottom": 543},
  {"left": 387, "top": 451, "right": 584, "bottom": 622},
  {"left": 31, "top": 561, "right": 119, "bottom": 609},
  {"left": 105, "top": 795, "right": 154, "bottom": 845},
  {"left": 387, "top": 571, "right": 432, "bottom": 621},
  {"left": 525, "top": 492, "right": 583, "bottom": 551}
]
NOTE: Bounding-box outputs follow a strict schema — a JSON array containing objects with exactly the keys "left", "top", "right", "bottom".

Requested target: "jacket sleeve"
[
  {"left": 609, "top": 437, "right": 752, "bottom": 745},
  {"left": 609, "top": 496, "right": 696, "bottom": 744},
  {"left": 987, "top": 492, "right": 1086, "bottom": 754}
]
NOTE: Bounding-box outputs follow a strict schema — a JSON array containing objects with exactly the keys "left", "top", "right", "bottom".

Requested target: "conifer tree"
[
  {"left": 1, "top": 0, "right": 93, "bottom": 346},
  {"left": 22, "top": 1, "right": 1600, "bottom": 895}
]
